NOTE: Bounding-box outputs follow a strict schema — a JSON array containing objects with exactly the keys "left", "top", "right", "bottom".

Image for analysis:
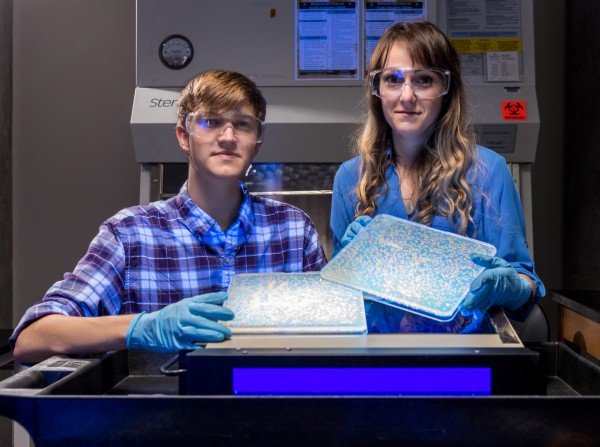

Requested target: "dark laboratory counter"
[
  {"left": 552, "top": 290, "right": 600, "bottom": 360},
  {"left": 552, "top": 290, "right": 600, "bottom": 323},
  {"left": 0, "top": 342, "right": 599, "bottom": 446}
]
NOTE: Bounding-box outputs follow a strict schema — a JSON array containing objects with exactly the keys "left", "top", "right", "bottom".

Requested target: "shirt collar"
[{"left": 175, "top": 181, "right": 254, "bottom": 237}]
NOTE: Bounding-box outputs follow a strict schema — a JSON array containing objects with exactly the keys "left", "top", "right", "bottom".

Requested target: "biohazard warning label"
[{"left": 502, "top": 100, "right": 527, "bottom": 121}]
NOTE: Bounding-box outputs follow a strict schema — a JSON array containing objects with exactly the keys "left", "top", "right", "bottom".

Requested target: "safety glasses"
[
  {"left": 185, "top": 111, "right": 265, "bottom": 144},
  {"left": 369, "top": 67, "right": 451, "bottom": 100}
]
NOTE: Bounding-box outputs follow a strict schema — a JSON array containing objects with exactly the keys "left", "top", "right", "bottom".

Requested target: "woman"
[{"left": 330, "top": 22, "right": 545, "bottom": 330}]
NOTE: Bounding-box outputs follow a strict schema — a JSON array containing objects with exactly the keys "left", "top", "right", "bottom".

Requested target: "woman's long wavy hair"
[{"left": 355, "top": 21, "right": 477, "bottom": 235}]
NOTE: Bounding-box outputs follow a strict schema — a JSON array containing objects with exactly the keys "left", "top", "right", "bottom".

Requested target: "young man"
[{"left": 12, "top": 69, "right": 327, "bottom": 362}]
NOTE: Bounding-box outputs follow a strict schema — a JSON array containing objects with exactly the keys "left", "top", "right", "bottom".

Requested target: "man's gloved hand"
[
  {"left": 126, "top": 291, "right": 234, "bottom": 353},
  {"left": 340, "top": 215, "right": 373, "bottom": 248},
  {"left": 460, "top": 254, "right": 532, "bottom": 320}
]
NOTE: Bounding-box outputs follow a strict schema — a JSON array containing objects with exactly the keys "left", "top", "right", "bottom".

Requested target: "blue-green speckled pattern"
[
  {"left": 225, "top": 272, "right": 367, "bottom": 334},
  {"left": 321, "top": 214, "right": 496, "bottom": 321}
]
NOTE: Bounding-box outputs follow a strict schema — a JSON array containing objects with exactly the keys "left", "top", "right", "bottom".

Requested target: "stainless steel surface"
[
  {"left": 210, "top": 310, "right": 523, "bottom": 350},
  {"left": 210, "top": 333, "right": 522, "bottom": 350},
  {"left": 491, "top": 308, "right": 524, "bottom": 344}
]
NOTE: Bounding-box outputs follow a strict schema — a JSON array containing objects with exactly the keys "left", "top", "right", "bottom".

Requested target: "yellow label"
[{"left": 449, "top": 37, "right": 522, "bottom": 54}]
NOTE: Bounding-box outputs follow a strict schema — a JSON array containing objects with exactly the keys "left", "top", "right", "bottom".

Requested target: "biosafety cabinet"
[{"left": 131, "top": 0, "right": 539, "bottom": 257}]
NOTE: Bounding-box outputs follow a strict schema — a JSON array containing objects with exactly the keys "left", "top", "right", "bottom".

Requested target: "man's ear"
[
  {"left": 175, "top": 125, "right": 191, "bottom": 156},
  {"left": 252, "top": 142, "right": 262, "bottom": 158}
]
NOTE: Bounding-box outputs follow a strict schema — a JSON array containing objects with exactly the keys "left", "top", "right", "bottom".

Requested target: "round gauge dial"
[{"left": 159, "top": 35, "right": 193, "bottom": 70}]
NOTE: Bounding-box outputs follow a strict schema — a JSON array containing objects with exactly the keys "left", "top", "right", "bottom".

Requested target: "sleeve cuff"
[{"left": 512, "top": 266, "right": 546, "bottom": 299}]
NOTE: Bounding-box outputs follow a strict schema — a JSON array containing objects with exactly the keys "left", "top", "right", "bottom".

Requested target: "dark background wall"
[
  {"left": 0, "top": 0, "right": 12, "bottom": 329},
  {"left": 4, "top": 1, "right": 567, "bottom": 333},
  {"left": 532, "top": 0, "right": 565, "bottom": 332},
  {"left": 11, "top": 0, "right": 138, "bottom": 322},
  {"left": 564, "top": 2, "right": 600, "bottom": 289},
  {"left": 0, "top": 1, "right": 12, "bottom": 444}
]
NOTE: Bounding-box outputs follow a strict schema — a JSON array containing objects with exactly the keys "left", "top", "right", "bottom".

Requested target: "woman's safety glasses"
[
  {"left": 369, "top": 67, "right": 451, "bottom": 100},
  {"left": 185, "top": 111, "right": 265, "bottom": 144}
]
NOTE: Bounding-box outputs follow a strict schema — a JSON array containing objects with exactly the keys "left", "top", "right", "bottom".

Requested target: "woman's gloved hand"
[
  {"left": 340, "top": 215, "right": 373, "bottom": 248},
  {"left": 126, "top": 291, "right": 234, "bottom": 353},
  {"left": 460, "top": 254, "right": 532, "bottom": 320}
]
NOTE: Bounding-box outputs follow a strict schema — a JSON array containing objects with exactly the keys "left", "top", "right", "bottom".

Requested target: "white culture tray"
[
  {"left": 321, "top": 214, "right": 496, "bottom": 322},
  {"left": 225, "top": 272, "right": 367, "bottom": 335}
]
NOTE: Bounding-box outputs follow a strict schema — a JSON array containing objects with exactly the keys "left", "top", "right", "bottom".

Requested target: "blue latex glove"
[
  {"left": 460, "top": 254, "right": 532, "bottom": 320},
  {"left": 126, "top": 291, "right": 234, "bottom": 353},
  {"left": 340, "top": 215, "right": 373, "bottom": 248}
]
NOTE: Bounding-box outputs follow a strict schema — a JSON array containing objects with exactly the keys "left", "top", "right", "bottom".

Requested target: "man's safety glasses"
[
  {"left": 369, "top": 67, "right": 451, "bottom": 100},
  {"left": 185, "top": 111, "right": 265, "bottom": 144}
]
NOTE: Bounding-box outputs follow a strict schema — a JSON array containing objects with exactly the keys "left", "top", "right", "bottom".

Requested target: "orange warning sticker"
[{"left": 502, "top": 100, "right": 527, "bottom": 121}]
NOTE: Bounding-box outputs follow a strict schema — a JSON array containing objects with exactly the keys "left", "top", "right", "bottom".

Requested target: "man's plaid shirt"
[{"left": 11, "top": 183, "right": 327, "bottom": 344}]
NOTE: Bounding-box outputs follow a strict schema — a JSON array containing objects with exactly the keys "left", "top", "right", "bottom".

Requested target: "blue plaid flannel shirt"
[{"left": 11, "top": 183, "right": 327, "bottom": 345}]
